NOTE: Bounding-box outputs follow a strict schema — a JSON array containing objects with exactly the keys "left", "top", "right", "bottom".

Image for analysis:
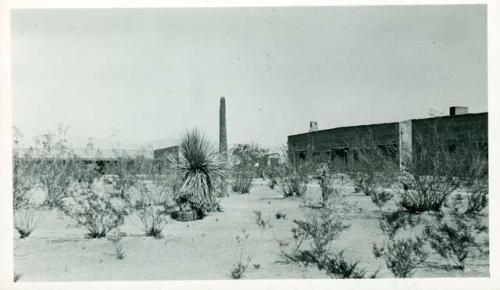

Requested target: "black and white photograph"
[{"left": 0, "top": 1, "right": 498, "bottom": 289}]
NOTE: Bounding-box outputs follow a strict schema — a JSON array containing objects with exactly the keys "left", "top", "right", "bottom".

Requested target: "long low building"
[{"left": 287, "top": 106, "right": 488, "bottom": 169}]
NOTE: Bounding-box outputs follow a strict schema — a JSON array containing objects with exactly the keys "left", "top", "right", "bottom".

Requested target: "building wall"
[
  {"left": 288, "top": 122, "right": 400, "bottom": 165},
  {"left": 287, "top": 112, "right": 488, "bottom": 169},
  {"left": 411, "top": 113, "right": 488, "bottom": 146},
  {"left": 153, "top": 145, "right": 180, "bottom": 160}
]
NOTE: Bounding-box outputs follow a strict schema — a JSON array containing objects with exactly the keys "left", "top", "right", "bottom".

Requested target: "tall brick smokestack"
[{"left": 219, "top": 97, "right": 228, "bottom": 160}]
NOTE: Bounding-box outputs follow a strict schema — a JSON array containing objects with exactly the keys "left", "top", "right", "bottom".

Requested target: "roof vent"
[{"left": 450, "top": 106, "right": 469, "bottom": 116}]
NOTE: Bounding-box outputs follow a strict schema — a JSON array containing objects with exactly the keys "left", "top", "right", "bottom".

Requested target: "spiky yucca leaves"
[{"left": 177, "top": 129, "right": 226, "bottom": 216}]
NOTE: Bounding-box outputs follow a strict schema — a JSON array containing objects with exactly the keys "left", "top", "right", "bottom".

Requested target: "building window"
[
  {"left": 447, "top": 144, "right": 457, "bottom": 153},
  {"left": 331, "top": 148, "right": 348, "bottom": 165},
  {"left": 297, "top": 150, "right": 307, "bottom": 160}
]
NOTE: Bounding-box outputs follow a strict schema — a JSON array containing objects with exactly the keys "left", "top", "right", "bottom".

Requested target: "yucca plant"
[{"left": 176, "top": 129, "right": 226, "bottom": 219}]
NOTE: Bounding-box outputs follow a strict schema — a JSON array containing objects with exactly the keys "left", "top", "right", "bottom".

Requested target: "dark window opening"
[
  {"left": 331, "top": 148, "right": 348, "bottom": 165},
  {"left": 297, "top": 150, "right": 307, "bottom": 160},
  {"left": 447, "top": 144, "right": 457, "bottom": 153}
]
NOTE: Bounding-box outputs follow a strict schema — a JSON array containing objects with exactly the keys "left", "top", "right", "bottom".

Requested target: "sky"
[{"left": 11, "top": 5, "right": 487, "bottom": 149}]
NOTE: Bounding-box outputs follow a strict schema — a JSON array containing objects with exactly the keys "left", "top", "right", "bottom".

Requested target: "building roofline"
[
  {"left": 288, "top": 112, "right": 488, "bottom": 138},
  {"left": 288, "top": 120, "right": 399, "bottom": 138}
]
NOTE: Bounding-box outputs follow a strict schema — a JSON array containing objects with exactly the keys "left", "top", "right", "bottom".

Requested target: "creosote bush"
[
  {"left": 265, "top": 165, "right": 279, "bottom": 190},
  {"left": 423, "top": 193, "right": 488, "bottom": 270},
  {"left": 465, "top": 179, "right": 488, "bottom": 215},
  {"left": 319, "top": 251, "right": 367, "bottom": 279},
  {"left": 230, "top": 143, "right": 270, "bottom": 194},
  {"left": 280, "top": 195, "right": 367, "bottom": 278},
  {"left": 396, "top": 128, "right": 487, "bottom": 213},
  {"left": 107, "top": 230, "right": 126, "bottom": 259},
  {"left": 373, "top": 236, "right": 428, "bottom": 278},
  {"left": 14, "top": 208, "right": 41, "bottom": 239},
  {"left": 32, "top": 126, "right": 78, "bottom": 209},
  {"left": 316, "top": 164, "right": 339, "bottom": 206},
  {"left": 278, "top": 158, "right": 313, "bottom": 198},
  {"left": 230, "top": 230, "right": 252, "bottom": 279},
  {"left": 13, "top": 128, "right": 40, "bottom": 210},
  {"left": 231, "top": 169, "right": 253, "bottom": 194},
  {"left": 134, "top": 181, "right": 173, "bottom": 238},
  {"left": 253, "top": 210, "right": 271, "bottom": 229},
  {"left": 370, "top": 194, "right": 429, "bottom": 278},
  {"left": 61, "top": 178, "right": 128, "bottom": 238},
  {"left": 132, "top": 158, "right": 176, "bottom": 238}
]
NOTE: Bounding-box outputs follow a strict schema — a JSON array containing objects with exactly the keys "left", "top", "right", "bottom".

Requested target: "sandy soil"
[{"left": 14, "top": 180, "right": 489, "bottom": 281}]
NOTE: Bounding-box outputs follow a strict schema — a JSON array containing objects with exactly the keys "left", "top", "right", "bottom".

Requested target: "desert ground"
[{"left": 14, "top": 180, "right": 489, "bottom": 281}]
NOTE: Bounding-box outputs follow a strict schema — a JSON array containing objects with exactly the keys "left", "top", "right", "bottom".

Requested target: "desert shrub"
[
  {"left": 465, "top": 179, "right": 488, "bottom": 215},
  {"left": 396, "top": 171, "right": 457, "bottom": 213},
  {"left": 267, "top": 177, "right": 278, "bottom": 189},
  {"left": 32, "top": 126, "right": 78, "bottom": 208},
  {"left": 423, "top": 194, "right": 488, "bottom": 270},
  {"left": 71, "top": 141, "right": 103, "bottom": 186},
  {"left": 319, "top": 251, "right": 367, "bottom": 279},
  {"left": 253, "top": 210, "right": 272, "bottom": 229},
  {"left": 353, "top": 177, "right": 363, "bottom": 193},
  {"left": 14, "top": 207, "right": 41, "bottom": 239},
  {"left": 373, "top": 236, "right": 428, "bottom": 278},
  {"left": 263, "top": 159, "right": 281, "bottom": 190},
  {"left": 134, "top": 181, "right": 173, "bottom": 238},
  {"left": 278, "top": 158, "right": 313, "bottom": 198},
  {"left": 106, "top": 151, "right": 143, "bottom": 201},
  {"left": 346, "top": 142, "right": 398, "bottom": 197},
  {"left": 61, "top": 178, "right": 128, "bottom": 238},
  {"left": 107, "top": 230, "right": 126, "bottom": 259},
  {"left": 13, "top": 128, "right": 41, "bottom": 210},
  {"left": 13, "top": 156, "right": 39, "bottom": 210},
  {"left": 230, "top": 230, "right": 252, "bottom": 279},
  {"left": 175, "top": 129, "right": 226, "bottom": 219},
  {"left": 396, "top": 127, "right": 487, "bottom": 213},
  {"left": 132, "top": 158, "right": 176, "bottom": 238},
  {"left": 280, "top": 174, "right": 307, "bottom": 197},
  {"left": 231, "top": 169, "right": 253, "bottom": 194},
  {"left": 231, "top": 143, "right": 270, "bottom": 178},
  {"left": 279, "top": 195, "right": 366, "bottom": 278},
  {"left": 230, "top": 143, "right": 270, "bottom": 193},
  {"left": 371, "top": 187, "right": 429, "bottom": 277},
  {"left": 316, "top": 164, "right": 339, "bottom": 206}
]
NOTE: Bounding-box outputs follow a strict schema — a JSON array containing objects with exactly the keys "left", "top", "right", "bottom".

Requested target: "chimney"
[
  {"left": 309, "top": 121, "right": 318, "bottom": 132},
  {"left": 449, "top": 106, "right": 469, "bottom": 116},
  {"left": 219, "top": 97, "right": 228, "bottom": 160}
]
